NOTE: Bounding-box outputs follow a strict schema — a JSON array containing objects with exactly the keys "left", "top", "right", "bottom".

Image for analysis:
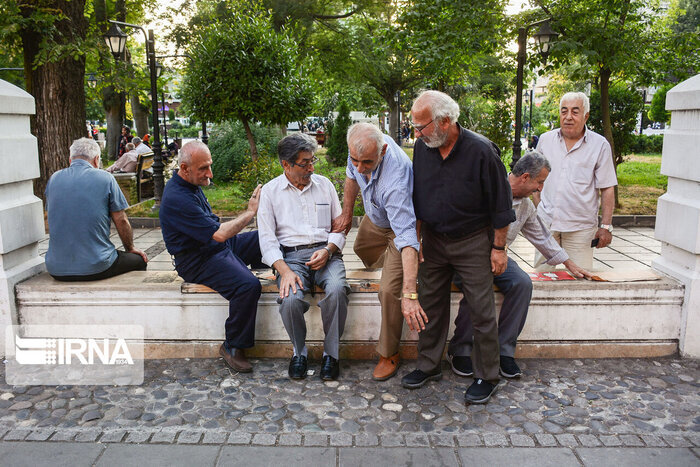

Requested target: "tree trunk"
[
  {"left": 130, "top": 93, "right": 150, "bottom": 138},
  {"left": 21, "top": 0, "right": 88, "bottom": 202},
  {"left": 103, "top": 87, "right": 122, "bottom": 160},
  {"left": 241, "top": 117, "right": 259, "bottom": 161},
  {"left": 599, "top": 68, "right": 620, "bottom": 208},
  {"left": 386, "top": 95, "right": 400, "bottom": 145}
]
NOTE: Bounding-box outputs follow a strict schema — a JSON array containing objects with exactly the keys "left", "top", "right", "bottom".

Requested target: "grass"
[{"left": 125, "top": 151, "right": 667, "bottom": 218}]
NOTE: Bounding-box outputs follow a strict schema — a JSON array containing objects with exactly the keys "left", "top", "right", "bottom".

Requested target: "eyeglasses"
[
  {"left": 290, "top": 156, "right": 319, "bottom": 168},
  {"left": 410, "top": 119, "right": 434, "bottom": 133}
]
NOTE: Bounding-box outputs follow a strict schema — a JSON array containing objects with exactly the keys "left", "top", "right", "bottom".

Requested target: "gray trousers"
[
  {"left": 417, "top": 227, "right": 500, "bottom": 381},
  {"left": 450, "top": 257, "right": 533, "bottom": 358},
  {"left": 277, "top": 248, "right": 350, "bottom": 360}
]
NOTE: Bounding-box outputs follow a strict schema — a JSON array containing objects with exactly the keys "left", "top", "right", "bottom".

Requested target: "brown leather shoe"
[
  {"left": 372, "top": 353, "right": 400, "bottom": 381},
  {"left": 219, "top": 344, "right": 252, "bottom": 373}
]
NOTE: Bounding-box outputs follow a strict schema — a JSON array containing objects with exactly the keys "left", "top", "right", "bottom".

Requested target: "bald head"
[{"left": 179, "top": 141, "right": 213, "bottom": 186}]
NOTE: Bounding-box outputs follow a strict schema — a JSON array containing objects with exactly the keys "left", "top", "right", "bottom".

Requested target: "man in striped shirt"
[{"left": 332, "top": 123, "right": 424, "bottom": 381}]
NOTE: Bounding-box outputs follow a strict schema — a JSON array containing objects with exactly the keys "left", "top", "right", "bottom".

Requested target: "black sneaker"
[
  {"left": 464, "top": 378, "right": 501, "bottom": 404},
  {"left": 320, "top": 355, "right": 340, "bottom": 381},
  {"left": 288, "top": 355, "right": 307, "bottom": 379},
  {"left": 499, "top": 356, "right": 522, "bottom": 378},
  {"left": 448, "top": 354, "right": 473, "bottom": 377},
  {"left": 401, "top": 369, "right": 442, "bottom": 389}
]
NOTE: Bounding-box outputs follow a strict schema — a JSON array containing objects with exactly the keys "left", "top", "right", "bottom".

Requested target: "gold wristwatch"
[{"left": 402, "top": 293, "right": 419, "bottom": 300}]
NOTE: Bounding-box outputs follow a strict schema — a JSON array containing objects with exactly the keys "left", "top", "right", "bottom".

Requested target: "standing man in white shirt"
[
  {"left": 534, "top": 92, "right": 618, "bottom": 270},
  {"left": 257, "top": 133, "right": 350, "bottom": 381}
]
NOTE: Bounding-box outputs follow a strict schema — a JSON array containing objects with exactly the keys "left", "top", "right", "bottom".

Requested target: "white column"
[
  {"left": 652, "top": 74, "right": 700, "bottom": 358},
  {"left": 0, "top": 80, "right": 46, "bottom": 354}
]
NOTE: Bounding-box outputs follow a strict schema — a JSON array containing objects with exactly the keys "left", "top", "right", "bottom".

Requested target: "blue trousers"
[
  {"left": 175, "top": 231, "right": 263, "bottom": 350},
  {"left": 450, "top": 256, "right": 533, "bottom": 358}
]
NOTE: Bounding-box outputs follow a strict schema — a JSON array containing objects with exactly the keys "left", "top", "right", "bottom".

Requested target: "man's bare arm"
[
  {"left": 331, "top": 177, "right": 360, "bottom": 234},
  {"left": 400, "top": 246, "right": 428, "bottom": 332},
  {"left": 490, "top": 225, "right": 508, "bottom": 275},
  {"left": 111, "top": 210, "right": 148, "bottom": 262},
  {"left": 212, "top": 185, "right": 261, "bottom": 243},
  {"left": 594, "top": 186, "right": 615, "bottom": 248}
]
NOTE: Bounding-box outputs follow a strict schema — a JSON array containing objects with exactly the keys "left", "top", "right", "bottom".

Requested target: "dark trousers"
[
  {"left": 417, "top": 227, "right": 500, "bottom": 381},
  {"left": 176, "top": 231, "right": 263, "bottom": 350},
  {"left": 451, "top": 257, "right": 533, "bottom": 358},
  {"left": 51, "top": 250, "right": 147, "bottom": 281}
]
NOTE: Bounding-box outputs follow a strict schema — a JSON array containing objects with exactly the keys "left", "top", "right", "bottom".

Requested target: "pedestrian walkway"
[{"left": 36, "top": 226, "right": 662, "bottom": 273}]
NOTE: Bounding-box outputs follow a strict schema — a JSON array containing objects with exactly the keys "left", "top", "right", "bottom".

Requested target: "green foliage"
[
  {"left": 209, "top": 121, "right": 282, "bottom": 182},
  {"left": 630, "top": 134, "right": 664, "bottom": 154},
  {"left": 234, "top": 153, "right": 284, "bottom": 194},
  {"left": 589, "top": 83, "right": 644, "bottom": 165},
  {"left": 648, "top": 84, "right": 672, "bottom": 123},
  {"left": 458, "top": 95, "right": 512, "bottom": 156},
  {"left": 312, "top": 154, "right": 365, "bottom": 216},
  {"left": 168, "top": 109, "right": 176, "bottom": 121},
  {"left": 326, "top": 100, "right": 351, "bottom": 166},
  {"left": 181, "top": 5, "right": 312, "bottom": 141}
]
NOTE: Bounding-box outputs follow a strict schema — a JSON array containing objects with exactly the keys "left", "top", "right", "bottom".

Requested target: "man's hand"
[
  {"left": 491, "top": 249, "right": 507, "bottom": 275},
  {"left": 129, "top": 247, "right": 148, "bottom": 263},
  {"left": 306, "top": 248, "right": 330, "bottom": 271},
  {"left": 562, "top": 259, "right": 593, "bottom": 279},
  {"left": 402, "top": 298, "right": 428, "bottom": 332},
  {"left": 279, "top": 270, "right": 304, "bottom": 299},
  {"left": 247, "top": 184, "right": 262, "bottom": 214},
  {"left": 331, "top": 213, "right": 353, "bottom": 234},
  {"left": 594, "top": 228, "right": 612, "bottom": 248}
]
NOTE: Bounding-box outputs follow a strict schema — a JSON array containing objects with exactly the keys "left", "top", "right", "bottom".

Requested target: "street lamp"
[
  {"left": 512, "top": 18, "right": 558, "bottom": 168},
  {"left": 87, "top": 73, "right": 97, "bottom": 88},
  {"left": 394, "top": 91, "right": 401, "bottom": 146},
  {"left": 104, "top": 20, "right": 164, "bottom": 205}
]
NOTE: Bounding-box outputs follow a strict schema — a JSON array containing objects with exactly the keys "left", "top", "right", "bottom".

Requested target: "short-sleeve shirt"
[
  {"left": 159, "top": 172, "right": 225, "bottom": 266},
  {"left": 536, "top": 128, "right": 618, "bottom": 231},
  {"left": 413, "top": 124, "right": 515, "bottom": 236},
  {"left": 45, "top": 159, "right": 128, "bottom": 275},
  {"left": 346, "top": 134, "right": 419, "bottom": 252}
]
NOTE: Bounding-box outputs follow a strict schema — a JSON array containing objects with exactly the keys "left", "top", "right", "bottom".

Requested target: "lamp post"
[
  {"left": 394, "top": 91, "right": 401, "bottom": 145},
  {"left": 104, "top": 20, "right": 164, "bottom": 205},
  {"left": 512, "top": 19, "right": 558, "bottom": 169}
]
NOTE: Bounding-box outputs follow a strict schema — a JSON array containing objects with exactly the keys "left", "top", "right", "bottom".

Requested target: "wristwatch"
[
  {"left": 402, "top": 293, "right": 419, "bottom": 300},
  {"left": 600, "top": 224, "right": 613, "bottom": 233},
  {"left": 491, "top": 244, "right": 507, "bottom": 251}
]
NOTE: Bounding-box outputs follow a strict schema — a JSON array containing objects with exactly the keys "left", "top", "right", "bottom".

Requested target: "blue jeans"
[
  {"left": 276, "top": 248, "right": 350, "bottom": 359},
  {"left": 450, "top": 256, "right": 533, "bottom": 358}
]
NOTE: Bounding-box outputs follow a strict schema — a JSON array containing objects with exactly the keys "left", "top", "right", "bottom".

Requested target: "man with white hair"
[
  {"left": 45, "top": 137, "right": 148, "bottom": 280},
  {"left": 405, "top": 90, "right": 515, "bottom": 404},
  {"left": 106, "top": 142, "right": 138, "bottom": 173},
  {"left": 159, "top": 141, "right": 263, "bottom": 373},
  {"left": 332, "top": 122, "right": 423, "bottom": 381},
  {"left": 132, "top": 136, "right": 152, "bottom": 155},
  {"left": 533, "top": 91, "right": 617, "bottom": 270}
]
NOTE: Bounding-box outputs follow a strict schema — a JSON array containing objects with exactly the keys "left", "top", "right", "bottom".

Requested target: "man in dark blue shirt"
[{"left": 160, "top": 141, "right": 263, "bottom": 373}]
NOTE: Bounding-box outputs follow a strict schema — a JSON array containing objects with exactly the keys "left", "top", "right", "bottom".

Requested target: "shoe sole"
[
  {"left": 499, "top": 367, "right": 522, "bottom": 379},
  {"left": 321, "top": 373, "right": 338, "bottom": 381},
  {"left": 464, "top": 380, "right": 505, "bottom": 404},
  {"left": 448, "top": 355, "right": 473, "bottom": 377},
  {"left": 401, "top": 373, "right": 442, "bottom": 389},
  {"left": 219, "top": 348, "right": 252, "bottom": 373},
  {"left": 289, "top": 373, "right": 307, "bottom": 380}
]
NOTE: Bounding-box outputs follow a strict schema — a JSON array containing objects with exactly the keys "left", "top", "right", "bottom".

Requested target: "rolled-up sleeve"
[
  {"left": 382, "top": 165, "right": 419, "bottom": 251},
  {"left": 326, "top": 178, "right": 347, "bottom": 251},
  {"left": 257, "top": 184, "right": 284, "bottom": 267},
  {"left": 521, "top": 210, "right": 569, "bottom": 265},
  {"left": 483, "top": 148, "right": 515, "bottom": 229}
]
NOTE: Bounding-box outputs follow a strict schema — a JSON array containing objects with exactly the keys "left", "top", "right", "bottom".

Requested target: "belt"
[
  {"left": 427, "top": 225, "right": 489, "bottom": 241},
  {"left": 281, "top": 241, "right": 326, "bottom": 253}
]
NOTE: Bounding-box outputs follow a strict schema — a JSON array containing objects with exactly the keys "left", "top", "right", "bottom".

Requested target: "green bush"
[
  {"left": 326, "top": 100, "right": 351, "bottom": 166},
  {"left": 630, "top": 134, "right": 664, "bottom": 154},
  {"left": 209, "top": 121, "right": 282, "bottom": 182},
  {"left": 178, "top": 126, "right": 202, "bottom": 138},
  {"left": 234, "top": 152, "right": 283, "bottom": 194},
  {"left": 313, "top": 157, "right": 365, "bottom": 216}
]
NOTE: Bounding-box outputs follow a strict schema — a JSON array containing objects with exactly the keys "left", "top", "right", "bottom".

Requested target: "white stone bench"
[{"left": 14, "top": 271, "right": 684, "bottom": 360}]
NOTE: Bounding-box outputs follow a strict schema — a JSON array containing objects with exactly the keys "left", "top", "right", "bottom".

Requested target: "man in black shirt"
[{"left": 402, "top": 90, "right": 515, "bottom": 404}]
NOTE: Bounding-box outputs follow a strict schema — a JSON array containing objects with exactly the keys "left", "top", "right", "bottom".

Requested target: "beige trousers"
[
  {"left": 353, "top": 216, "right": 404, "bottom": 357},
  {"left": 534, "top": 226, "right": 598, "bottom": 271}
]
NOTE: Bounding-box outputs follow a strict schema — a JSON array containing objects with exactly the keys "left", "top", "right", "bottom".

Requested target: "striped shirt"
[{"left": 346, "top": 135, "right": 420, "bottom": 252}]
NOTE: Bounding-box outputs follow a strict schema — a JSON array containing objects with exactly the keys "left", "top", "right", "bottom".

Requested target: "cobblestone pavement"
[{"left": 0, "top": 357, "right": 697, "bottom": 451}]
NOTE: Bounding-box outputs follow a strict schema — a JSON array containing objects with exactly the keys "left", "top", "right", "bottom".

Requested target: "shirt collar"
[
  {"left": 556, "top": 126, "right": 590, "bottom": 143},
  {"left": 282, "top": 173, "right": 316, "bottom": 192},
  {"left": 172, "top": 172, "right": 199, "bottom": 192},
  {"left": 70, "top": 159, "right": 93, "bottom": 168}
]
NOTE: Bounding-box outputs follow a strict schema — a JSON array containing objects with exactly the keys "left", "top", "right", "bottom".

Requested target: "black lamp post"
[
  {"left": 394, "top": 91, "right": 401, "bottom": 146},
  {"left": 512, "top": 19, "right": 558, "bottom": 169},
  {"left": 104, "top": 20, "right": 164, "bottom": 205}
]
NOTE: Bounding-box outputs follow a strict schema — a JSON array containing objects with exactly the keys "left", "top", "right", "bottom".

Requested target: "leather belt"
[{"left": 281, "top": 242, "right": 326, "bottom": 253}]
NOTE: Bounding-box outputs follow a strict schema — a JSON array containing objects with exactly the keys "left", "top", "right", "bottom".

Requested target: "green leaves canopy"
[{"left": 180, "top": 13, "right": 312, "bottom": 127}]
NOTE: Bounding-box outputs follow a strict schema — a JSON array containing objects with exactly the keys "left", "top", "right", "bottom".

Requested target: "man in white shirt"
[
  {"left": 133, "top": 136, "right": 152, "bottom": 155},
  {"left": 452, "top": 151, "right": 593, "bottom": 380},
  {"left": 534, "top": 92, "right": 617, "bottom": 270},
  {"left": 258, "top": 133, "right": 349, "bottom": 381},
  {"left": 106, "top": 143, "right": 139, "bottom": 173}
]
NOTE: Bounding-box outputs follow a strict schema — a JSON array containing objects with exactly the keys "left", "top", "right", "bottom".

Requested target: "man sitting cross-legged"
[{"left": 257, "top": 133, "right": 350, "bottom": 381}]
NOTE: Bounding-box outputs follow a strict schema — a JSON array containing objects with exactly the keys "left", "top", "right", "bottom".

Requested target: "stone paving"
[{"left": 0, "top": 357, "right": 697, "bottom": 448}]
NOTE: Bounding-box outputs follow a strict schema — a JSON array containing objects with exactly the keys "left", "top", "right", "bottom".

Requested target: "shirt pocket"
[
  {"left": 570, "top": 164, "right": 594, "bottom": 185},
  {"left": 316, "top": 203, "right": 331, "bottom": 230}
]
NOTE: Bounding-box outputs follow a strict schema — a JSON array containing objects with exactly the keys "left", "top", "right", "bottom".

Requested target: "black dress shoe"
[
  {"left": 320, "top": 355, "right": 339, "bottom": 381},
  {"left": 288, "top": 355, "right": 307, "bottom": 379}
]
